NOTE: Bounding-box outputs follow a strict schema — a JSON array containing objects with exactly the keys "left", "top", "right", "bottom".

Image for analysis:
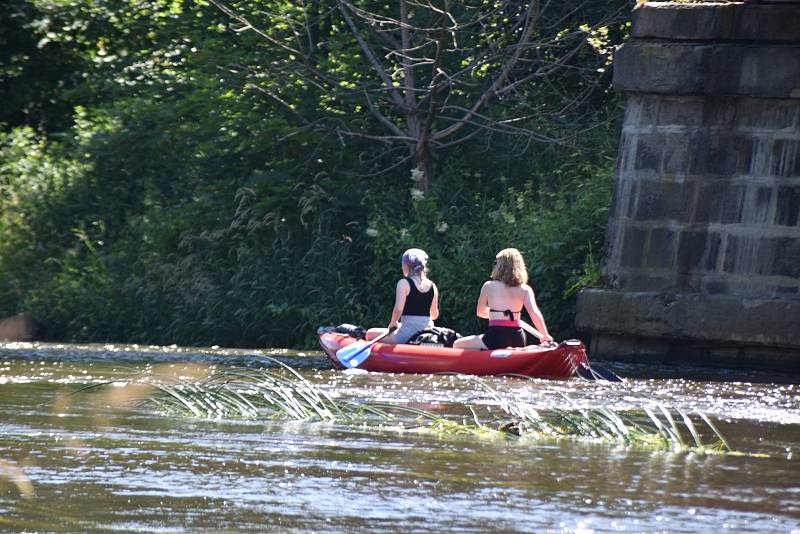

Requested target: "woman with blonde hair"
[
  {"left": 366, "top": 248, "right": 440, "bottom": 344},
  {"left": 453, "top": 248, "right": 553, "bottom": 350}
]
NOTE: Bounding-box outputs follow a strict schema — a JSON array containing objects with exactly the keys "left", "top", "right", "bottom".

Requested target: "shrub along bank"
[
  {"left": 0, "top": 120, "right": 614, "bottom": 347},
  {"left": 0, "top": 0, "right": 624, "bottom": 348}
]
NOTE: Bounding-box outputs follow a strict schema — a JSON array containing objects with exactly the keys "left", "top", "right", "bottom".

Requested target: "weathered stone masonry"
[{"left": 576, "top": 1, "right": 800, "bottom": 369}]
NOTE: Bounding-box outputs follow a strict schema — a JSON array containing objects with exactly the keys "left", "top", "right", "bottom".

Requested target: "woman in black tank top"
[
  {"left": 402, "top": 276, "right": 435, "bottom": 316},
  {"left": 366, "top": 248, "right": 440, "bottom": 344}
]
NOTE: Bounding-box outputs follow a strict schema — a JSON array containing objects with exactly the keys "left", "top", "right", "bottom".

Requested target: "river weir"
[{"left": 0, "top": 341, "right": 798, "bottom": 532}]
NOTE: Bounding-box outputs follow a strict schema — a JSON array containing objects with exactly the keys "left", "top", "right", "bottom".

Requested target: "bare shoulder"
[
  {"left": 396, "top": 278, "right": 410, "bottom": 291},
  {"left": 521, "top": 283, "right": 535, "bottom": 295}
]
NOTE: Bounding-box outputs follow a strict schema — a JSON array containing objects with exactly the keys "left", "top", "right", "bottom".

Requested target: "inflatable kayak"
[{"left": 318, "top": 330, "right": 590, "bottom": 378}]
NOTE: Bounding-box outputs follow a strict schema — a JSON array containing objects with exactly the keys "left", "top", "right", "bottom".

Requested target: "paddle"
[
  {"left": 518, "top": 320, "right": 622, "bottom": 382},
  {"left": 518, "top": 319, "right": 552, "bottom": 345},
  {"left": 336, "top": 328, "right": 395, "bottom": 369},
  {"left": 574, "top": 362, "right": 623, "bottom": 382}
]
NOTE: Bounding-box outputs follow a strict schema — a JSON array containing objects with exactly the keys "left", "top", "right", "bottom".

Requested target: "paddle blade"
[
  {"left": 576, "top": 362, "right": 623, "bottom": 382},
  {"left": 591, "top": 364, "right": 623, "bottom": 382},
  {"left": 336, "top": 341, "right": 373, "bottom": 368}
]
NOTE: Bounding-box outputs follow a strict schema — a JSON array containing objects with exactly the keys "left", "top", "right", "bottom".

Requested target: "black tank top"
[{"left": 401, "top": 277, "right": 434, "bottom": 316}]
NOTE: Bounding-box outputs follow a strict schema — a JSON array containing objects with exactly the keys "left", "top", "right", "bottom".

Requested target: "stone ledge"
[
  {"left": 614, "top": 43, "right": 800, "bottom": 98},
  {"left": 587, "top": 333, "right": 800, "bottom": 372},
  {"left": 575, "top": 288, "right": 800, "bottom": 347},
  {"left": 632, "top": 3, "right": 800, "bottom": 42}
]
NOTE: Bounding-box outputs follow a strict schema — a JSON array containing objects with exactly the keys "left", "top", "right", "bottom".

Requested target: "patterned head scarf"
[{"left": 402, "top": 248, "right": 428, "bottom": 274}]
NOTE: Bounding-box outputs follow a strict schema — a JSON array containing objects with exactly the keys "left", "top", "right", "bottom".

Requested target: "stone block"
[
  {"left": 775, "top": 186, "right": 800, "bottom": 226},
  {"left": 704, "top": 232, "right": 723, "bottom": 271},
  {"left": 575, "top": 289, "right": 800, "bottom": 347},
  {"left": 635, "top": 180, "right": 694, "bottom": 222},
  {"left": 694, "top": 182, "right": 745, "bottom": 224},
  {"left": 703, "top": 97, "right": 738, "bottom": 129},
  {"left": 738, "top": 346, "right": 800, "bottom": 372},
  {"left": 747, "top": 136, "right": 779, "bottom": 178},
  {"left": 588, "top": 335, "right": 800, "bottom": 372},
  {"left": 742, "top": 186, "right": 774, "bottom": 225},
  {"left": 631, "top": 94, "right": 660, "bottom": 127},
  {"left": 771, "top": 237, "right": 800, "bottom": 278},
  {"left": 723, "top": 234, "right": 772, "bottom": 275},
  {"left": 631, "top": 3, "right": 800, "bottom": 43},
  {"left": 614, "top": 43, "right": 800, "bottom": 99},
  {"left": 675, "top": 271, "right": 703, "bottom": 293},
  {"left": 645, "top": 227, "right": 676, "bottom": 269},
  {"left": 736, "top": 98, "right": 799, "bottom": 131},
  {"left": 703, "top": 279, "right": 728, "bottom": 294},
  {"left": 634, "top": 133, "right": 665, "bottom": 174},
  {"left": 589, "top": 334, "right": 669, "bottom": 363},
  {"left": 731, "top": 136, "right": 755, "bottom": 177},
  {"left": 722, "top": 236, "right": 737, "bottom": 274},
  {"left": 624, "top": 180, "right": 638, "bottom": 218},
  {"left": 607, "top": 179, "right": 637, "bottom": 223},
  {"left": 661, "top": 134, "right": 692, "bottom": 175},
  {"left": 674, "top": 344, "right": 739, "bottom": 367},
  {"left": 617, "top": 133, "right": 637, "bottom": 175},
  {"left": 616, "top": 271, "right": 674, "bottom": 292},
  {"left": 676, "top": 230, "right": 710, "bottom": 273},
  {"left": 619, "top": 226, "right": 648, "bottom": 268},
  {"left": 770, "top": 139, "right": 800, "bottom": 178},
  {"left": 656, "top": 96, "right": 706, "bottom": 127},
  {"left": 721, "top": 187, "right": 746, "bottom": 224},
  {"left": 690, "top": 133, "right": 752, "bottom": 177}
]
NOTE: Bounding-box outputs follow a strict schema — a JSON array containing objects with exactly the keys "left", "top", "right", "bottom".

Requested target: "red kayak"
[{"left": 318, "top": 330, "right": 590, "bottom": 378}]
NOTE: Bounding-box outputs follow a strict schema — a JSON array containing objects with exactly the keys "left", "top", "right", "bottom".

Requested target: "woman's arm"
[
  {"left": 523, "top": 285, "right": 553, "bottom": 342},
  {"left": 388, "top": 279, "right": 409, "bottom": 329},
  {"left": 476, "top": 281, "right": 491, "bottom": 319},
  {"left": 430, "top": 283, "right": 440, "bottom": 320}
]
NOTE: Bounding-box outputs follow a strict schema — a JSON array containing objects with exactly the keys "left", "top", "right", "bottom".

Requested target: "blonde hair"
[{"left": 491, "top": 248, "right": 528, "bottom": 286}]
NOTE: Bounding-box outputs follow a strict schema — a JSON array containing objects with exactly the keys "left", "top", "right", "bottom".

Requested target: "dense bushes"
[
  {"left": 0, "top": 0, "right": 625, "bottom": 347},
  {"left": 1, "top": 119, "right": 614, "bottom": 346}
]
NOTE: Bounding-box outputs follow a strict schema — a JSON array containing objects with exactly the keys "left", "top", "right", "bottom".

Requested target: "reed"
[
  {"left": 95, "top": 362, "right": 732, "bottom": 453},
  {"left": 471, "top": 378, "right": 731, "bottom": 452}
]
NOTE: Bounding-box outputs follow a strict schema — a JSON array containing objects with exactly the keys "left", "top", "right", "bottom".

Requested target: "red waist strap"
[{"left": 488, "top": 319, "right": 520, "bottom": 328}]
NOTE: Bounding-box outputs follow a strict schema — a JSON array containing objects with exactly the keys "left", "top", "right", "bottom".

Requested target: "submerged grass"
[
  {"left": 88, "top": 358, "right": 733, "bottom": 454},
  {"left": 472, "top": 379, "right": 730, "bottom": 453}
]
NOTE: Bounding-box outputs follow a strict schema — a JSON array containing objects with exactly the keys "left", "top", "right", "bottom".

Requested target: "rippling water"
[{"left": 1, "top": 341, "right": 799, "bottom": 533}]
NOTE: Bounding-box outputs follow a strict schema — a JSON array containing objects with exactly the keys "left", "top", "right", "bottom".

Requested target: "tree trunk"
[{"left": 412, "top": 138, "right": 432, "bottom": 193}]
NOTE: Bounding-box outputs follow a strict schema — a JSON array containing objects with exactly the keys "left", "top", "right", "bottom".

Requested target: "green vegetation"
[
  {"left": 97, "top": 361, "right": 733, "bottom": 453},
  {"left": 1, "top": 0, "right": 629, "bottom": 347}
]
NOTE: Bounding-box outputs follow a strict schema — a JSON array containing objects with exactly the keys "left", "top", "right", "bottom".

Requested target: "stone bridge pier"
[{"left": 575, "top": 1, "right": 800, "bottom": 369}]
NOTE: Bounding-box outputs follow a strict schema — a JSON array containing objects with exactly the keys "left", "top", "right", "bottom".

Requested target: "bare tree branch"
[{"left": 206, "top": 0, "right": 630, "bottom": 188}]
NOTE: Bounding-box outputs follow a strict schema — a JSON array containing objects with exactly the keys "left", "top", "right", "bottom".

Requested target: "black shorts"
[{"left": 482, "top": 325, "right": 526, "bottom": 350}]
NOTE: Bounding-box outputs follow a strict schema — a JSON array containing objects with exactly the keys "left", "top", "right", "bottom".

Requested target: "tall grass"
[
  {"left": 472, "top": 379, "right": 729, "bottom": 452},
  {"left": 91, "top": 360, "right": 733, "bottom": 454}
]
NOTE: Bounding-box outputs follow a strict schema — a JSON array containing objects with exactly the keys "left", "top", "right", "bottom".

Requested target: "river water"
[{"left": 1, "top": 341, "right": 799, "bottom": 533}]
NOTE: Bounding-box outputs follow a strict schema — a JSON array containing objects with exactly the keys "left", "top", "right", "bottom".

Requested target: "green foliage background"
[{"left": 0, "top": 0, "right": 628, "bottom": 347}]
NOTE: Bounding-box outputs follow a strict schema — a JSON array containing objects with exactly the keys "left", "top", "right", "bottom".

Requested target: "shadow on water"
[
  {"left": 602, "top": 359, "right": 800, "bottom": 385},
  {"left": 1, "top": 341, "right": 799, "bottom": 532}
]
